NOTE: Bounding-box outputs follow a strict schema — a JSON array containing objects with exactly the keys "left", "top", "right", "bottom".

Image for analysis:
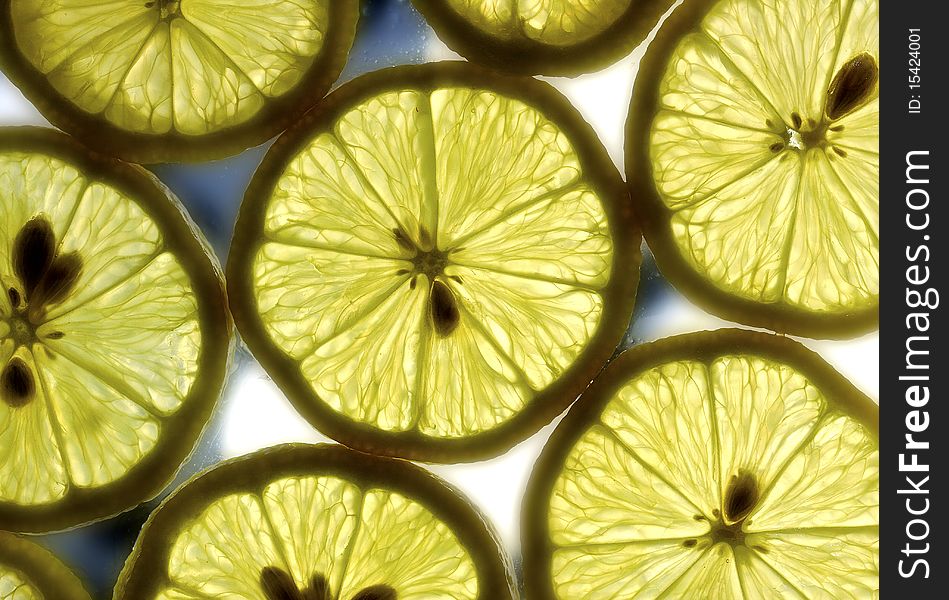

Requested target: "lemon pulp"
[
  {"left": 630, "top": 0, "right": 878, "bottom": 336},
  {"left": 525, "top": 331, "right": 878, "bottom": 599},
  {"left": 230, "top": 64, "right": 638, "bottom": 461},
  {"left": 0, "top": 128, "right": 228, "bottom": 532}
]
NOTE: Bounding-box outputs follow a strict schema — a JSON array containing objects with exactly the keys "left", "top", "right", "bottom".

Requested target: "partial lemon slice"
[
  {"left": 0, "top": 127, "right": 230, "bottom": 532},
  {"left": 228, "top": 62, "right": 639, "bottom": 462},
  {"left": 523, "top": 329, "right": 878, "bottom": 599},
  {"left": 415, "top": 0, "right": 675, "bottom": 76},
  {"left": 0, "top": 0, "right": 358, "bottom": 163},
  {"left": 0, "top": 531, "right": 91, "bottom": 600},
  {"left": 115, "top": 444, "right": 515, "bottom": 599},
  {"left": 627, "top": 0, "right": 879, "bottom": 338}
]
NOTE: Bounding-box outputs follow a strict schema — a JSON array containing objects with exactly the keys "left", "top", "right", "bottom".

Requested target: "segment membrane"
[
  {"left": 749, "top": 415, "right": 878, "bottom": 532},
  {"left": 745, "top": 529, "right": 879, "bottom": 599},
  {"left": 431, "top": 87, "right": 582, "bottom": 247},
  {"left": 548, "top": 425, "right": 709, "bottom": 546},
  {"left": 11, "top": 0, "right": 332, "bottom": 134},
  {"left": 599, "top": 361, "right": 720, "bottom": 519},
  {"left": 338, "top": 489, "right": 478, "bottom": 599},
  {"left": 710, "top": 356, "right": 824, "bottom": 503},
  {"left": 36, "top": 351, "right": 160, "bottom": 488},
  {"left": 661, "top": 544, "right": 742, "bottom": 598},
  {"left": 551, "top": 540, "right": 702, "bottom": 599}
]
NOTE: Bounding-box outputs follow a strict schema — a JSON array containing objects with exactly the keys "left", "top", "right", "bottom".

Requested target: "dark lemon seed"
[
  {"left": 682, "top": 539, "right": 698, "bottom": 548},
  {"left": 833, "top": 146, "right": 848, "bottom": 158},
  {"left": 33, "top": 252, "right": 82, "bottom": 308},
  {"left": 790, "top": 112, "right": 803, "bottom": 129},
  {"left": 351, "top": 585, "right": 397, "bottom": 600},
  {"left": 723, "top": 471, "right": 759, "bottom": 524},
  {"left": 7, "top": 287, "right": 21, "bottom": 308},
  {"left": 393, "top": 227, "right": 415, "bottom": 251},
  {"left": 830, "top": 125, "right": 845, "bottom": 132},
  {"left": 260, "top": 566, "right": 303, "bottom": 600},
  {"left": 769, "top": 142, "right": 784, "bottom": 153},
  {"left": 2, "top": 357, "right": 35, "bottom": 408},
  {"left": 430, "top": 279, "right": 460, "bottom": 336},
  {"left": 754, "top": 544, "right": 770, "bottom": 554},
  {"left": 46, "top": 331, "right": 65, "bottom": 340},
  {"left": 13, "top": 216, "right": 56, "bottom": 298},
  {"left": 306, "top": 573, "right": 330, "bottom": 600},
  {"left": 826, "top": 53, "right": 878, "bottom": 120}
]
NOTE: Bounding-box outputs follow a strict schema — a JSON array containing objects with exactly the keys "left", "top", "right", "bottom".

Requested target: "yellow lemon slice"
[
  {"left": 0, "top": 127, "right": 230, "bottom": 532},
  {"left": 524, "top": 329, "right": 878, "bottom": 598},
  {"left": 0, "top": 0, "right": 358, "bottom": 163},
  {"left": 627, "top": 0, "right": 879, "bottom": 338},
  {"left": 227, "top": 62, "right": 640, "bottom": 462}
]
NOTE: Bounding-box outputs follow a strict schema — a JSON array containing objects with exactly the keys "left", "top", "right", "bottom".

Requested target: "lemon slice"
[
  {"left": 0, "top": 531, "right": 91, "bottom": 600},
  {"left": 115, "top": 444, "right": 516, "bottom": 600},
  {"left": 0, "top": 0, "right": 358, "bottom": 163},
  {"left": 415, "top": 0, "right": 675, "bottom": 76},
  {"left": 227, "top": 62, "right": 639, "bottom": 462},
  {"left": 627, "top": 0, "right": 879, "bottom": 338},
  {"left": 0, "top": 127, "right": 230, "bottom": 532},
  {"left": 523, "top": 329, "right": 878, "bottom": 599}
]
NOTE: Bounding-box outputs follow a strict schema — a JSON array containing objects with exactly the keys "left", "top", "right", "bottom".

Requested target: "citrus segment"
[
  {"left": 115, "top": 444, "right": 515, "bottom": 600},
  {"left": 0, "top": 128, "right": 229, "bottom": 532},
  {"left": 0, "top": 531, "right": 91, "bottom": 600},
  {"left": 229, "top": 63, "right": 638, "bottom": 461},
  {"left": 0, "top": 1, "right": 358, "bottom": 162},
  {"left": 524, "top": 330, "right": 878, "bottom": 599},
  {"left": 627, "top": 0, "right": 879, "bottom": 337},
  {"left": 415, "top": 0, "right": 675, "bottom": 75}
]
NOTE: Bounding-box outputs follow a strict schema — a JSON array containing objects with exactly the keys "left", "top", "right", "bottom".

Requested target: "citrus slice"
[
  {"left": 414, "top": 0, "right": 675, "bottom": 76},
  {"left": 0, "top": 127, "right": 230, "bottom": 533},
  {"left": 626, "top": 0, "right": 879, "bottom": 338},
  {"left": 227, "top": 62, "right": 639, "bottom": 462},
  {"left": 0, "top": 531, "right": 91, "bottom": 600},
  {"left": 115, "top": 443, "right": 516, "bottom": 599},
  {"left": 0, "top": 0, "right": 358, "bottom": 163},
  {"left": 523, "top": 329, "right": 878, "bottom": 599}
]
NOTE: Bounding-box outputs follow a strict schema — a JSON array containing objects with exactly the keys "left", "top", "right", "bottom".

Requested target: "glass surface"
[{"left": 0, "top": 0, "right": 878, "bottom": 597}]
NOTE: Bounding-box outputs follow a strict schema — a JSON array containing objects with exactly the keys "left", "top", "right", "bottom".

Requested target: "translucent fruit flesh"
[
  {"left": 629, "top": 0, "right": 879, "bottom": 337},
  {"left": 525, "top": 331, "right": 878, "bottom": 599}
]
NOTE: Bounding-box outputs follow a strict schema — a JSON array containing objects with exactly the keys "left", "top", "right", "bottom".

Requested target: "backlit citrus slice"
[
  {"left": 0, "top": 0, "right": 358, "bottom": 163},
  {"left": 227, "top": 62, "right": 639, "bottom": 462},
  {"left": 415, "top": 0, "right": 675, "bottom": 76},
  {"left": 115, "top": 444, "right": 516, "bottom": 600},
  {"left": 0, "top": 531, "right": 91, "bottom": 600},
  {"left": 523, "top": 329, "right": 878, "bottom": 599},
  {"left": 627, "top": 0, "right": 879, "bottom": 338},
  {"left": 0, "top": 127, "right": 230, "bottom": 532}
]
